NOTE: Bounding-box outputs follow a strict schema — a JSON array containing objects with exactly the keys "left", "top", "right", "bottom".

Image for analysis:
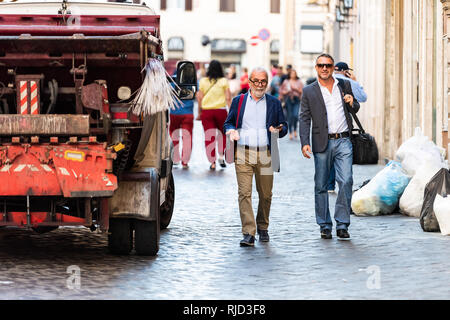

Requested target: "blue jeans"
[
  {"left": 313, "top": 138, "right": 353, "bottom": 232},
  {"left": 327, "top": 163, "right": 336, "bottom": 191},
  {"left": 285, "top": 97, "right": 300, "bottom": 134}
]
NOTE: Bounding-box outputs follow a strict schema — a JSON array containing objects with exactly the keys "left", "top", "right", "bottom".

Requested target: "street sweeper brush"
[{"left": 131, "top": 58, "right": 180, "bottom": 117}]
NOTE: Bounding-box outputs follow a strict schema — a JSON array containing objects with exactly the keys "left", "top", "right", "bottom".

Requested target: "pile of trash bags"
[{"left": 351, "top": 128, "right": 450, "bottom": 235}]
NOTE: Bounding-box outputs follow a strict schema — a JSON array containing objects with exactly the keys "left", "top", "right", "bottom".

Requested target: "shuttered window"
[
  {"left": 185, "top": 0, "right": 192, "bottom": 11},
  {"left": 271, "top": 0, "right": 280, "bottom": 13},
  {"left": 220, "top": 0, "right": 235, "bottom": 12}
]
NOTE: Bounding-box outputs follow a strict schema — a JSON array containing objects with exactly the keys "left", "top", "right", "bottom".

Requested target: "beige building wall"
[
  {"left": 338, "top": 0, "right": 448, "bottom": 160},
  {"left": 291, "top": 0, "right": 334, "bottom": 80},
  {"left": 442, "top": 0, "right": 450, "bottom": 157},
  {"left": 336, "top": 0, "right": 387, "bottom": 160}
]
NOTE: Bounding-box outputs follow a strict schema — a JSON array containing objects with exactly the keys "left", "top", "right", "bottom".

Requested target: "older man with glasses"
[
  {"left": 299, "top": 53, "right": 360, "bottom": 240},
  {"left": 224, "top": 67, "right": 288, "bottom": 247}
]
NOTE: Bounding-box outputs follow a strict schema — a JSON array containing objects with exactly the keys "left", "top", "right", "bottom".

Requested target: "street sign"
[
  {"left": 249, "top": 35, "right": 260, "bottom": 46},
  {"left": 258, "top": 28, "right": 271, "bottom": 41}
]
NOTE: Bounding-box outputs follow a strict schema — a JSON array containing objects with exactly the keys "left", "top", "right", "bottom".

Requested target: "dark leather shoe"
[
  {"left": 240, "top": 234, "right": 255, "bottom": 247},
  {"left": 337, "top": 229, "right": 350, "bottom": 239},
  {"left": 321, "top": 229, "right": 332, "bottom": 239},
  {"left": 257, "top": 229, "right": 270, "bottom": 242}
]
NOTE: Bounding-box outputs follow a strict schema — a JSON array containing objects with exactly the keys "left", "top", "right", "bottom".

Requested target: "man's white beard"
[{"left": 253, "top": 89, "right": 265, "bottom": 98}]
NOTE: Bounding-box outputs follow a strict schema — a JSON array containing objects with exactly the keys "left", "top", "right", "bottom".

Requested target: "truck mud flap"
[{"left": 109, "top": 168, "right": 159, "bottom": 221}]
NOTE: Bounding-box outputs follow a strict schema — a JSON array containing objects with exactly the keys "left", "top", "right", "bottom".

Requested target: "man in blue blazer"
[{"left": 223, "top": 67, "right": 288, "bottom": 247}]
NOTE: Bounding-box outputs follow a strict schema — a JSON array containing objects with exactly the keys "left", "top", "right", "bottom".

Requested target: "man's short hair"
[{"left": 316, "top": 53, "right": 335, "bottom": 64}]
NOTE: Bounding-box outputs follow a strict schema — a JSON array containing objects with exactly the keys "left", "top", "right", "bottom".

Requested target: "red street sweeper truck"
[{"left": 0, "top": 0, "right": 197, "bottom": 255}]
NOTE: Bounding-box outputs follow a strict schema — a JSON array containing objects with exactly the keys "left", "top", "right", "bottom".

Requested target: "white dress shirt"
[
  {"left": 238, "top": 94, "right": 268, "bottom": 147},
  {"left": 318, "top": 76, "right": 349, "bottom": 134}
]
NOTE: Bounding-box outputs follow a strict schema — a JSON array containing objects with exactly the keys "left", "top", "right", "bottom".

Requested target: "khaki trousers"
[{"left": 235, "top": 147, "right": 274, "bottom": 236}]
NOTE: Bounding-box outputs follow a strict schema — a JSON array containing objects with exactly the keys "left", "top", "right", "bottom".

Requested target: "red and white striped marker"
[
  {"left": 30, "top": 81, "right": 38, "bottom": 115},
  {"left": 20, "top": 81, "right": 28, "bottom": 115}
]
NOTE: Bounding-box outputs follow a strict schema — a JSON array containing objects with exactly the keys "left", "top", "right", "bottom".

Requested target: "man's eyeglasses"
[
  {"left": 250, "top": 79, "right": 268, "bottom": 86},
  {"left": 316, "top": 64, "right": 334, "bottom": 69}
]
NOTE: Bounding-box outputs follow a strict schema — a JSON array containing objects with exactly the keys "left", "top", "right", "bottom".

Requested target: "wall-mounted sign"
[
  {"left": 211, "top": 39, "right": 247, "bottom": 53},
  {"left": 300, "top": 25, "right": 323, "bottom": 54},
  {"left": 258, "top": 28, "right": 271, "bottom": 41},
  {"left": 168, "top": 37, "right": 184, "bottom": 51},
  {"left": 250, "top": 36, "right": 260, "bottom": 47}
]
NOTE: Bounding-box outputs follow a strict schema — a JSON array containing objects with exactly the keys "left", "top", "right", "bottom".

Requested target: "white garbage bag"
[
  {"left": 395, "top": 127, "right": 448, "bottom": 217},
  {"left": 395, "top": 127, "right": 446, "bottom": 177},
  {"left": 399, "top": 163, "right": 443, "bottom": 217},
  {"left": 351, "top": 161, "right": 411, "bottom": 216},
  {"left": 433, "top": 194, "right": 450, "bottom": 235}
]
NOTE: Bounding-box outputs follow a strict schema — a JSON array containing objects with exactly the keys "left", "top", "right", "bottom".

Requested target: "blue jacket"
[
  {"left": 223, "top": 93, "right": 288, "bottom": 171},
  {"left": 335, "top": 73, "right": 367, "bottom": 103},
  {"left": 170, "top": 98, "right": 194, "bottom": 116}
]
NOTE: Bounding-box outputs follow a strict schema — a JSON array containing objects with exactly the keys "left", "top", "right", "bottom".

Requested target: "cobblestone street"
[{"left": 0, "top": 119, "right": 449, "bottom": 300}]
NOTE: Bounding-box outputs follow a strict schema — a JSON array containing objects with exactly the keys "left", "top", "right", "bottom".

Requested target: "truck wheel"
[
  {"left": 160, "top": 172, "right": 175, "bottom": 230},
  {"left": 134, "top": 219, "right": 160, "bottom": 256},
  {"left": 108, "top": 219, "right": 133, "bottom": 255},
  {"left": 134, "top": 168, "right": 160, "bottom": 256}
]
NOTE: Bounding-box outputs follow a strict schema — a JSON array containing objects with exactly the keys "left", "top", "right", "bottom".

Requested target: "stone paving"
[{"left": 0, "top": 119, "right": 449, "bottom": 300}]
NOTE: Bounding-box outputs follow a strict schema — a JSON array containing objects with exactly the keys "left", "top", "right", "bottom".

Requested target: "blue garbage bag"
[{"left": 352, "top": 161, "right": 411, "bottom": 215}]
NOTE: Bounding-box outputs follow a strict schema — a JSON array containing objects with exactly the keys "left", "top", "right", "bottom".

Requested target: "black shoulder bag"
[{"left": 337, "top": 78, "right": 379, "bottom": 165}]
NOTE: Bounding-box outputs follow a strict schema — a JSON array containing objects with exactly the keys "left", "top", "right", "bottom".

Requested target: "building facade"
[
  {"left": 156, "top": 0, "right": 283, "bottom": 74},
  {"left": 335, "top": 0, "right": 449, "bottom": 161},
  {"left": 156, "top": 0, "right": 334, "bottom": 80},
  {"left": 286, "top": 0, "right": 335, "bottom": 80}
]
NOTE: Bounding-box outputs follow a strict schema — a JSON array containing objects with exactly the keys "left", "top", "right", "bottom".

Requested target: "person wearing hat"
[
  {"left": 334, "top": 62, "right": 367, "bottom": 104},
  {"left": 327, "top": 62, "right": 368, "bottom": 194}
]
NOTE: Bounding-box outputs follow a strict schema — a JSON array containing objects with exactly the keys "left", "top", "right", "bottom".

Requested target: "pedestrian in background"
[
  {"left": 170, "top": 96, "right": 194, "bottom": 170},
  {"left": 327, "top": 62, "right": 368, "bottom": 193},
  {"left": 279, "top": 64, "right": 292, "bottom": 119},
  {"left": 269, "top": 66, "right": 283, "bottom": 99},
  {"left": 280, "top": 69, "right": 304, "bottom": 140},
  {"left": 271, "top": 63, "right": 279, "bottom": 77},
  {"left": 280, "top": 64, "right": 292, "bottom": 84},
  {"left": 224, "top": 67, "right": 288, "bottom": 247},
  {"left": 334, "top": 62, "right": 367, "bottom": 104},
  {"left": 227, "top": 65, "right": 241, "bottom": 98},
  {"left": 239, "top": 67, "right": 250, "bottom": 94},
  {"left": 197, "top": 60, "right": 232, "bottom": 170},
  {"left": 299, "top": 53, "right": 360, "bottom": 240}
]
